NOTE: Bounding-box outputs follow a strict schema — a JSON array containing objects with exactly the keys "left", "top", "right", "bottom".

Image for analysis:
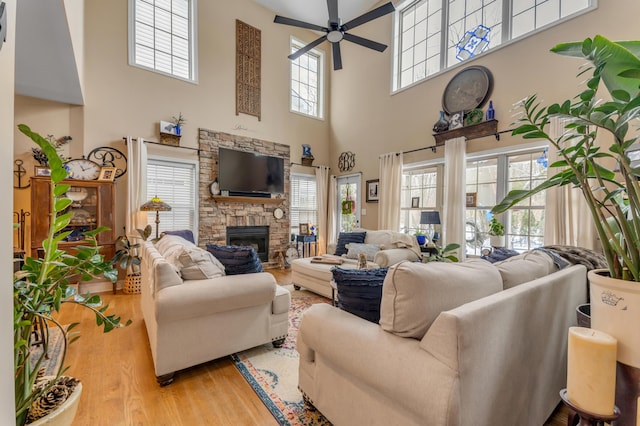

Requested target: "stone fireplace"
[
  {"left": 198, "top": 129, "right": 290, "bottom": 266},
  {"left": 226, "top": 226, "right": 269, "bottom": 262}
]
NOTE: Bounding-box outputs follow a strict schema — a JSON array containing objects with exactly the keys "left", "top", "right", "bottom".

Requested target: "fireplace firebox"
[{"left": 226, "top": 226, "right": 269, "bottom": 262}]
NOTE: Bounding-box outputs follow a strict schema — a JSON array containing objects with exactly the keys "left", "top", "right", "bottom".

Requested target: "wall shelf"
[
  {"left": 432, "top": 119, "right": 499, "bottom": 147},
  {"left": 212, "top": 196, "right": 284, "bottom": 204}
]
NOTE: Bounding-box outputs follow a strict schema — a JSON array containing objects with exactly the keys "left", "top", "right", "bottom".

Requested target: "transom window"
[
  {"left": 290, "top": 38, "right": 324, "bottom": 119},
  {"left": 392, "top": 0, "right": 594, "bottom": 91},
  {"left": 129, "top": 0, "right": 197, "bottom": 82}
]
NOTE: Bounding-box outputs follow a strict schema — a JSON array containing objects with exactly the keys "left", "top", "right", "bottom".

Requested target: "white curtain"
[
  {"left": 315, "top": 166, "right": 329, "bottom": 254},
  {"left": 443, "top": 137, "right": 466, "bottom": 260},
  {"left": 327, "top": 175, "right": 338, "bottom": 245},
  {"left": 544, "top": 118, "right": 598, "bottom": 249},
  {"left": 126, "top": 137, "right": 148, "bottom": 240},
  {"left": 378, "top": 152, "right": 403, "bottom": 230}
]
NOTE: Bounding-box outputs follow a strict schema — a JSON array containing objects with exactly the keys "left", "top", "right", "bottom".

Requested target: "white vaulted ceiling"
[{"left": 253, "top": 0, "right": 381, "bottom": 27}]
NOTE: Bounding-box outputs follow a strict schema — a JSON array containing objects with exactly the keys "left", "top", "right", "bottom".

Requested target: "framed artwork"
[
  {"left": 299, "top": 223, "right": 310, "bottom": 235},
  {"left": 97, "top": 166, "right": 117, "bottom": 182},
  {"left": 449, "top": 111, "right": 464, "bottom": 130},
  {"left": 411, "top": 197, "right": 420, "bottom": 208},
  {"left": 366, "top": 179, "right": 379, "bottom": 203},
  {"left": 466, "top": 192, "right": 477, "bottom": 207},
  {"left": 34, "top": 166, "right": 51, "bottom": 177}
]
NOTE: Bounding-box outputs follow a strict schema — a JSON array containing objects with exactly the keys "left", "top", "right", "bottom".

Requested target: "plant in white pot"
[
  {"left": 491, "top": 35, "right": 640, "bottom": 423},
  {"left": 14, "top": 124, "right": 131, "bottom": 426},
  {"left": 487, "top": 216, "right": 505, "bottom": 248}
]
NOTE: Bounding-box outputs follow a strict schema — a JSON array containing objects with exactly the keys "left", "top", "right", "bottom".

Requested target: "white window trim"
[
  {"left": 147, "top": 154, "right": 199, "bottom": 236},
  {"left": 391, "top": 0, "right": 598, "bottom": 94},
  {"left": 128, "top": 0, "right": 199, "bottom": 84},
  {"left": 289, "top": 36, "right": 325, "bottom": 121}
]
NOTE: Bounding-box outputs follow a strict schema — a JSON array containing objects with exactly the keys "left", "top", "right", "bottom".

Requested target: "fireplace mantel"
[{"left": 212, "top": 196, "right": 284, "bottom": 204}]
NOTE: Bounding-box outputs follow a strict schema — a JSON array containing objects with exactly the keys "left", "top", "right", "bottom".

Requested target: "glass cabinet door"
[{"left": 64, "top": 186, "right": 99, "bottom": 242}]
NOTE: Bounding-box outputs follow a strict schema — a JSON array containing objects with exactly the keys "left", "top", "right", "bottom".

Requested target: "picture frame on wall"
[
  {"left": 411, "top": 197, "right": 420, "bottom": 208},
  {"left": 34, "top": 166, "right": 51, "bottom": 177},
  {"left": 299, "top": 223, "right": 310, "bottom": 235},
  {"left": 366, "top": 179, "right": 379, "bottom": 203},
  {"left": 466, "top": 192, "right": 477, "bottom": 207},
  {"left": 97, "top": 167, "right": 117, "bottom": 182}
]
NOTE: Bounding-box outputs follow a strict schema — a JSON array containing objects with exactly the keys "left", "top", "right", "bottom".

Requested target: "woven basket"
[{"left": 124, "top": 272, "right": 142, "bottom": 294}]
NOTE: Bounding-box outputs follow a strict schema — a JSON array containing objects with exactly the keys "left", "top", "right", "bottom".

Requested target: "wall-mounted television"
[{"left": 218, "top": 148, "right": 285, "bottom": 197}]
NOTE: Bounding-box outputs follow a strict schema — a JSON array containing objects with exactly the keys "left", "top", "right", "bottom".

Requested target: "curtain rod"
[
  {"left": 400, "top": 127, "right": 514, "bottom": 155},
  {"left": 290, "top": 162, "right": 330, "bottom": 170},
  {"left": 122, "top": 137, "right": 200, "bottom": 153}
]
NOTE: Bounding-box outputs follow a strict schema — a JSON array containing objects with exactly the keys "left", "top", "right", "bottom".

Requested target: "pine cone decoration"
[{"left": 27, "top": 375, "right": 80, "bottom": 423}]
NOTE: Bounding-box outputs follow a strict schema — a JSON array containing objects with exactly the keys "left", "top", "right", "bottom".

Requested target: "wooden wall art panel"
[{"left": 236, "top": 20, "right": 261, "bottom": 121}]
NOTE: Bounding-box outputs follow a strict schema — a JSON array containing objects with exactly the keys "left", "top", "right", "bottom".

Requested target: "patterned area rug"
[
  {"left": 232, "top": 285, "right": 332, "bottom": 426},
  {"left": 30, "top": 325, "right": 65, "bottom": 377}
]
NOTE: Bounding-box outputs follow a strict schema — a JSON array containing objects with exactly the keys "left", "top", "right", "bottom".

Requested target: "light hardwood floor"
[{"left": 58, "top": 269, "right": 569, "bottom": 425}]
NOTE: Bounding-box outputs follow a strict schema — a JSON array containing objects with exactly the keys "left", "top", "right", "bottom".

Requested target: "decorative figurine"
[{"left": 302, "top": 144, "right": 314, "bottom": 166}]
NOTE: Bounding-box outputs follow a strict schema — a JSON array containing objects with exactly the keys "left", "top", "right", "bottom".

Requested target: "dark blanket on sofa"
[{"left": 540, "top": 245, "right": 607, "bottom": 271}]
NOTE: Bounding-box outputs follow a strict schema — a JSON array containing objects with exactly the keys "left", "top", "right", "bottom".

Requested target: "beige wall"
[
  {"left": 329, "top": 2, "right": 640, "bottom": 229},
  {"left": 2, "top": 1, "right": 17, "bottom": 422}
]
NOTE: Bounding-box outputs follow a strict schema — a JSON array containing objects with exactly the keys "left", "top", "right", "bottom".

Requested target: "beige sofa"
[
  {"left": 291, "top": 229, "right": 421, "bottom": 298},
  {"left": 140, "top": 235, "right": 291, "bottom": 385},
  {"left": 297, "top": 251, "right": 588, "bottom": 426}
]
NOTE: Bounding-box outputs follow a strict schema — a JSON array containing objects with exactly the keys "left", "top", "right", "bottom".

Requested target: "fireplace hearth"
[{"left": 226, "top": 226, "right": 269, "bottom": 262}]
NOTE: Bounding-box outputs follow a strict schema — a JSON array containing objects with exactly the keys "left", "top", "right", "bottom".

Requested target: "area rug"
[
  {"left": 30, "top": 325, "right": 66, "bottom": 377},
  {"left": 232, "top": 285, "right": 332, "bottom": 426}
]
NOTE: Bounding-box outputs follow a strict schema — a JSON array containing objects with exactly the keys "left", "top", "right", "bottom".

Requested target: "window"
[
  {"left": 465, "top": 148, "right": 547, "bottom": 255},
  {"left": 129, "top": 0, "right": 197, "bottom": 82},
  {"left": 336, "top": 174, "right": 361, "bottom": 234},
  {"left": 146, "top": 158, "right": 198, "bottom": 235},
  {"left": 392, "top": 0, "right": 594, "bottom": 91},
  {"left": 290, "top": 38, "right": 324, "bottom": 119},
  {"left": 290, "top": 173, "right": 317, "bottom": 237},
  {"left": 400, "top": 166, "right": 441, "bottom": 234}
]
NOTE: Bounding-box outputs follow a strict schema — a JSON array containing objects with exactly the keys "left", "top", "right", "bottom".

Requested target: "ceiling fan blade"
[
  {"left": 332, "top": 42, "right": 342, "bottom": 71},
  {"left": 342, "top": 2, "right": 395, "bottom": 31},
  {"left": 288, "top": 35, "right": 327, "bottom": 61},
  {"left": 327, "top": 0, "right": 339, "bottom": 24},
  {"left": 274, "top": 15, "right": 328, "bottom": 33},
  {"left": 343, "top": 33, "right": 388, "bottom": 52}
]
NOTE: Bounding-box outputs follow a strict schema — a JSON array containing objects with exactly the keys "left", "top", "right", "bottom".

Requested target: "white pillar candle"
[{"left": 567, "top": 326, "right": 617, "bottom": 416}]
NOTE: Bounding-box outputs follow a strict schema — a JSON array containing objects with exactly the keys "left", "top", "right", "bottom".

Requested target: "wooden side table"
[{"left": 296, "top": 235, "right": 318, "bottom": 258}]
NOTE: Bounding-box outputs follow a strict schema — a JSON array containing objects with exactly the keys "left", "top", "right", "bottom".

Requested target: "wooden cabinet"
[{"left": 30, "top": 177, "right": 116, "bottom": 260}]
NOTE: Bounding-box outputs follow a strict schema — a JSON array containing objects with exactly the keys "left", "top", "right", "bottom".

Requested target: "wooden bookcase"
[{"left": 30, "top": 177, "right": 116, "bottom": 261}]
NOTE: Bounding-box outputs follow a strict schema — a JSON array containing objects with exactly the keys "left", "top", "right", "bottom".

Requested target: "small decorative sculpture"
[
  {"left": 357, "top": 252, "right": 367, "bottom": 270},
  {"left": 301, "top": 144, "right": 314, "bottom": 166}
]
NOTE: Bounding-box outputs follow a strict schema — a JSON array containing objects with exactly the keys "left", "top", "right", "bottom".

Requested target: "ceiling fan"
[{"left": 274, "top": 0, "right": 395, "bottom": 70}]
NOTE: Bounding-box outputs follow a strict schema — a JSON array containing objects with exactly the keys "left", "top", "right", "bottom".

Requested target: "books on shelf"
[{"left": 310, "top": 256, "right": 344, "bottom": 265}]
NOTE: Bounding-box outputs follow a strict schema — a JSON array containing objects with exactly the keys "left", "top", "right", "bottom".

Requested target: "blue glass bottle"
[{"left": 486, "top": 101, "right": 495, "bottom": 120}]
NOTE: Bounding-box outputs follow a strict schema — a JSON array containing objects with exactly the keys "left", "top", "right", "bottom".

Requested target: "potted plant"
[
  {"left": 172, "top": 112, "right": 186, "bottom": 135},
  {"left": 414, "top": 230, "right": 426, "bottom": 246},
  {"left": 491, "top": 35, "right": 640, "bottom": 423},
  {"left": 111, "top": 225, "right": 152, "bottom": 294},
  {"left": 14, "top": 124, "right": 131, "bottom": 426},
  {"left": 422, "top": 243, "right": 460, "bottom": 263},
  {"left": 487, "top": 216, "right": 505, "bottom": 248}
]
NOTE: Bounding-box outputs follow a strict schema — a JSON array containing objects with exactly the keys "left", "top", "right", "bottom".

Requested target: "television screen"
[{"left": 218, "top": 148, "right": 284, "bottom": 195}]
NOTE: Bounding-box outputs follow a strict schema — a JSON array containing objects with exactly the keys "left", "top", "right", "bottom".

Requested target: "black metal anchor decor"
[{"left": 13, "top": 159, "right": 30, "bottom": 189}]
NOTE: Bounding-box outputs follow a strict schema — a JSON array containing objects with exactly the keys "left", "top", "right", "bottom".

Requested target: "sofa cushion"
[
  {"left": 161, "top": 229, "right": 196, "bottom": 244},
  {"left": 345, "top": 243, "right": 382, "bottom": 261},
  {"left": 379, "top": 259, "right": 502, "bottom": 339},
  {"left": 493, "top": 250, "right": 557, "bottom": 289},
  {"left": 205, "top": 244, "right": 264, "bottom": 275},
  {"left": 177, "top": 246, "right": 225, "bottom": 280},
  {"left": 334, "top": 232, "right": 367, "bottom": 256},
  {"left": 332, "top": 267, "right": 388, "bottom": 323}
]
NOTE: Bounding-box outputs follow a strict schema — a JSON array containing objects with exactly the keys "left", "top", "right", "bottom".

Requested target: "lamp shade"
[
  {"left": 140, "top": 196, "right": 172, "bottom": 212},
  {"left": 420, "top": 211, "right": 441, "bottom": 225}
]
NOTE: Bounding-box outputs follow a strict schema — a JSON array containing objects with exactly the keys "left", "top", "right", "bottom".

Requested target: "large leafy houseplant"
[
  {"left": 14, "top": 124, "right": 131, "bottom": 425},
  {"left": 492, "top": 35, "right": 640, "bottom": 282}
]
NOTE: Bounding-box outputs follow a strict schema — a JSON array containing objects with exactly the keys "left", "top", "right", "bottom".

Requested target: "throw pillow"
[
  {"left": 161, "top": 229, "right": 196, "bottom": 244},
  {"left": 177, "top": 246, "right": 225, "bottom": 280},
  {"left": 334, "top": 232, "right": 367, "bottom": 256},
  {"left": 379, "top": 259, "right": 503, "bottom": 339},
  {"left": 345, "top": 243, "right": 382, "bottom": 261},
  {"left": 493, "top": 250, "right": 557, "bottom": 289},
  {"left": 332, "top": 267, "right": 388, "bottom": 323},
  {"left": 205, "top": 244, "right": 264, "bottom": 275},
  {"left": 480, "top": 247, "right": 520, "bottom": 263}
]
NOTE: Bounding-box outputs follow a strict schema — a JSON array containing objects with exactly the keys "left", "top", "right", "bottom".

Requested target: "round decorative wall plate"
[
  {"left": 442, "top": 65, "right": 493, "bottom": 114},
  {"left": 274, "top": 208, "right": 284, "bottom": 219}
]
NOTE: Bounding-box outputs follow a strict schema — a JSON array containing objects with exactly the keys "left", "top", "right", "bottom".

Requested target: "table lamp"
[
  {"left": 141, "top": 196, "right": 172, "bottom": 239},
  {"left": 420, "top": 211, "right": 441, "bottom": 246}
]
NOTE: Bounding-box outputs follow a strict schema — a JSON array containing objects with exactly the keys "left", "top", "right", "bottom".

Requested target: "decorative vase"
[
  {"left": 416, "top": 235, "right": 426, "bottom": 246},
  {"left": 29, "top": 380, "right": 83, "bottom": 426},
  {"left": 432, "top": 111, "right": 449, "bottom": 133},
  {"left": 174, "top": 125, "right": 181, "bottom": 135},
  {"left": 489, "top": 235, "right": 505, "bottom": 248},
  {"left": 589, "top": 269, "right": 640, "bottom": 425},
  {"left": 486, "top": 100, "right": 495, "bottom": 120}
]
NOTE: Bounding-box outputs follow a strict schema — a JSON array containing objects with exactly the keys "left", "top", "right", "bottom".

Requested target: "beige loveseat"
[
  {"left": 140, "top": 235, "right": 291, "bottom": 385},
  {"left": 297, "top": 251, "right": 588, "bottom": 425},
  {"left": 291, "top": 229, "right": 421, "bottom": 298}
]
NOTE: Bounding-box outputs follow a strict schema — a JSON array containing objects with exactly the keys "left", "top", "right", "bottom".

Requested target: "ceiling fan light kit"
[{"left": 274, "top": 0, "right": 395, "bottom": 70}]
